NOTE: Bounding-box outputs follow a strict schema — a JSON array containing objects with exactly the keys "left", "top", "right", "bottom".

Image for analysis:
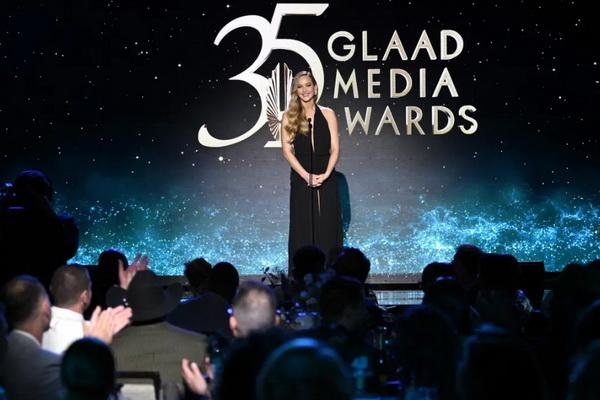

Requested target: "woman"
[{"left": 281, "top": 71, "right": 342, "bottom": 275}]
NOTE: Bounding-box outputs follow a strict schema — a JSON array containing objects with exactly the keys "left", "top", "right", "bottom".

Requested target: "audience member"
[
  {"left": 43, "top": 265, "right": 131, "bottom": 353},
  {"left": 542, "top": 263, "right": 600, "bottom": 400},
  {"left": 422, "top": 277, "right": 472, "bottom": 337},
  {"left": 420, "top": 262, "right": 457, "bottom": 291},
  {"left": 278, "top": 246, "right": 327, "bottom": 305},
  {"left": 44, "top": 265, "right": 90, "bottom": 353},
  {"left": 183, "top": 329, "right": 288, "bottom": 400},
  {"left": 333, "top": 247, "right": 379, "bottom": 305},
  {"left": 574, "top": 299, "right": 600, "bottom": 355},
  {"left": 107, "top": 270, "right": 207, "bottom": 398},
  {"left": 459, "top": 324, "right": 547, "bottom": 400},
  {"left": 395, "top": 305, "right": 459, "bottom": 400},
  {"left": 451, "top": 244, "right": 483, "bottom": 304},
  {"left": 0, "top": 170, "right": 79, "bottom": 289},
  {"left": 168, "top": 259, "right": 231, "bottom": 337},
  {"left": 256, "top": 337, "right": 352, "bottom": 400},
  {"left": 319, "top": 276, "right": 370, "bottom": 337},
  {"left": 185, "top": 257, "right": 212, "bottom": 296},
  {"left": 208, "top": 262, "right": 240, "bottom": 305},
  {"left": 303, "top": 275, "right": 380, "bottom": 393},
  {"left": 61, "top": 338, "right": 116, "bottom": 400},
  {"left": 0, "top": 275, "right": 61, "bottom": 400},
  {"left": 86, "top": 249, "right": 128, "bottom": 318},
  {"left": 230, "top": 281, "right": 278, "bottom": 338},
  {"left": 475, "top": 253, "right": 525, "bottom": 333},
  {"left": 333, "top": 247, "right": 371, "bottom": 283},
  {"left": 292, "top": 245, "right": 326, "bottom": 283},
  {"left": 567, "top": 340, "right": 600, "bottom": 400}
]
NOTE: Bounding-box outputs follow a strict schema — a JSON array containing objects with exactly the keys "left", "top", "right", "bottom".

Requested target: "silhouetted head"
[
  {"left": 423, "top": 277, "right": 471, "bottom": 336},
  {"left": 208, "top": 262, "right": 240, "bottom": 304},
  {"left": 13, "top": 169, "right": 53, "bottom": 202},
  {"left": 420, "top": 262, "right": 457, "bottom": 291},
  {"left": 97, "top": 249, "right": 128, "bottom": 285},
  {"left": 61, "top": 338, "right": 115, "bottom": 400},
  {"left": 459, "top": 324, "right": 547, "bottom": 400},
  {"left": 292, "top": 245, "right": 326, "bottom": 282},
  {"left": 231, "top": 281, "right": 277, "bottom": 338},
  {"left": 333, "top": 247, "right": 371, "bottom": 283},
  {"left": 549, "top": 263, "right": 600, "bottom": 338},
  {"left": 395, "top": 305, "right": 459, "bottom": 399},
  {"left": 319, "top": 276, "right": 368, "bottom": 335},
  {"left": 215, "top": 329, "right": 287, "bottom": 400},
  {"left": 452, "top": 244, "right": 483, "bottom": 287},
  {"left": 184, "top": 257, "right": 212, "bottom": 295},
  {"left": 256, "top": 338, "right": 352, "bottom": 400},
  {"left": 478, "top": 253, "right": 520, "bottom": 293}
]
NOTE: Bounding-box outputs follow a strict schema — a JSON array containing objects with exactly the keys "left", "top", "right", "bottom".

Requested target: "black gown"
[{"left": 288, "top": 106, "right": 342, "bottom": 274}]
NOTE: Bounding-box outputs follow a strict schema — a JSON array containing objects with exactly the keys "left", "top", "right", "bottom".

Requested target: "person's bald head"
[{"left": 230, "top": 282, "right": 277, "bottom": 338}]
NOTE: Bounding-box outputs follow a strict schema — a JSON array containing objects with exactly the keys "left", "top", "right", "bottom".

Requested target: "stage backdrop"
[{"left": 2, "top": 1, "right": 599, "bottom": 276}]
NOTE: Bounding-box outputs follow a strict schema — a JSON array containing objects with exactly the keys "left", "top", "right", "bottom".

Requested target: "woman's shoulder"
[
  {"left": 318, "top": 105, "right": 334, "bottom": 114},
  {"left": 318, "top": 105, "right": 336, "bottom": 119}
]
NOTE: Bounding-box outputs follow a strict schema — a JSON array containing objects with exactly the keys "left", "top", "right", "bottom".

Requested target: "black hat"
[{"left": 106, "top": 270, "right": 182, "bottom": 323}]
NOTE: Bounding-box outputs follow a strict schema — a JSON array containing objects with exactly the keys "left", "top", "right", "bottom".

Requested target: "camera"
[{"left": 0, "top": 182, "right": 17, "bottom": 209}]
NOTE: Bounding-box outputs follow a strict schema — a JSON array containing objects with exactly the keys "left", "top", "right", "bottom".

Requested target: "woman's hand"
[
  {"left": 303, "top": 172, "right": 321, "bottom": 187},
  {"left": 311, "top": 173, "right": 329, "bottom": 186}
]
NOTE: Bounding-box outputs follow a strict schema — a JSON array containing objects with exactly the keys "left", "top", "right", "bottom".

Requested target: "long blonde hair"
[{"left": 284, "top": 71, "right": 317, "bottom": 142}]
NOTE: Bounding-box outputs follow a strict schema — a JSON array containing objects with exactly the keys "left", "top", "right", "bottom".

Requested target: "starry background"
[{"left": 1, "top": 1, "right": 599, "bottom": 277}]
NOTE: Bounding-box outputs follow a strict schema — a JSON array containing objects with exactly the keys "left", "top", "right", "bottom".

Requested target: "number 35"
[{"left": 198, "top": 4, "right": 328, "bottom": 148}]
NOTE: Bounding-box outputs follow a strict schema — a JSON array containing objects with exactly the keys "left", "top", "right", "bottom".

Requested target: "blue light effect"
[{"left": 64, "top": 188, "right": 600, "bottom": 275}]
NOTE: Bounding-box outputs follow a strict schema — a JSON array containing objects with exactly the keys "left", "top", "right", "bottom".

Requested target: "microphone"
[{"left": 308, "top": 117, "right": 313, "bottom": 188}]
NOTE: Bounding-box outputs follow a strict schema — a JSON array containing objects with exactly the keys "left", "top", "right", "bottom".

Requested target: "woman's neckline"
[{"left": 302, "top": 104, "right": 318, "bottom": 120}]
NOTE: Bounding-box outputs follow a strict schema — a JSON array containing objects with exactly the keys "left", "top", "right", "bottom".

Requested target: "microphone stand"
[{"left": 308, "top": 117, "right": 315, "bottom": 246}]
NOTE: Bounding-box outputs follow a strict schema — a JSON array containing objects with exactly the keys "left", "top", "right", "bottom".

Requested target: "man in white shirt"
[
  {"left": 43, "top": 264, "right": 132, "bottom": 354},
  {"left": 42, "top": 265, "right": 91, "bottom": 353}
]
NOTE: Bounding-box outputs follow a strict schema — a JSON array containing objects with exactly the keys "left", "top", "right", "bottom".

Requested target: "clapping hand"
[
  {"left": 84, "top": 305, "right": 132, "bottom": 344},
  {"left": 118, "top": 253, "right": 149, "bottom": 289},
  {"left": 181, "top": 357, "right": 213, "bottom": 396}
]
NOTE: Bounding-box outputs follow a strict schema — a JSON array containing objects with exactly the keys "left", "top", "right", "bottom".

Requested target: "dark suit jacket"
[
  {"left": 167, "top": 292, "right": 232, "bottom": 338},
  {"left": 0, "top": 330, "right": 62, "bottom": 400},
  {"left": 111, "top": 320, "right": 207, "bottom": 396}
]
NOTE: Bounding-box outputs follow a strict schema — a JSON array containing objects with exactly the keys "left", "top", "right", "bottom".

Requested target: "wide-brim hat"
[{"left": 106, "top": 270, "right": 183, "bottom": 323}]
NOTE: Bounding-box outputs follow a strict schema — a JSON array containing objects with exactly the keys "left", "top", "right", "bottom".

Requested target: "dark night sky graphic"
[{"left": 1, "top": 1, "right": 599, "bottom": 276}]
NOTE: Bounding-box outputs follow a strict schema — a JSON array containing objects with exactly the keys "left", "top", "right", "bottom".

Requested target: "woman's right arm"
[{"left": 281, "top": 113, "right": 313, "bottom": 185}]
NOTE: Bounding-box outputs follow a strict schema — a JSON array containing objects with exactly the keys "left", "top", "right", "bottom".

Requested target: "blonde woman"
[{"left": 281, "top": 71, "right": 342, "bottom": 274}]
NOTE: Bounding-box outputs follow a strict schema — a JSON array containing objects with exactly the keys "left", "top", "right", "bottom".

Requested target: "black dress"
[{"left": 288, "top": 106, "right": 342, "bottom": 273}]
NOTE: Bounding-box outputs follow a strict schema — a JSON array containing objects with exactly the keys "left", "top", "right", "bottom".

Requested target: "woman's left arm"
[{"left": 322, "top": 107, "right": 340, "bottom": 180}]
